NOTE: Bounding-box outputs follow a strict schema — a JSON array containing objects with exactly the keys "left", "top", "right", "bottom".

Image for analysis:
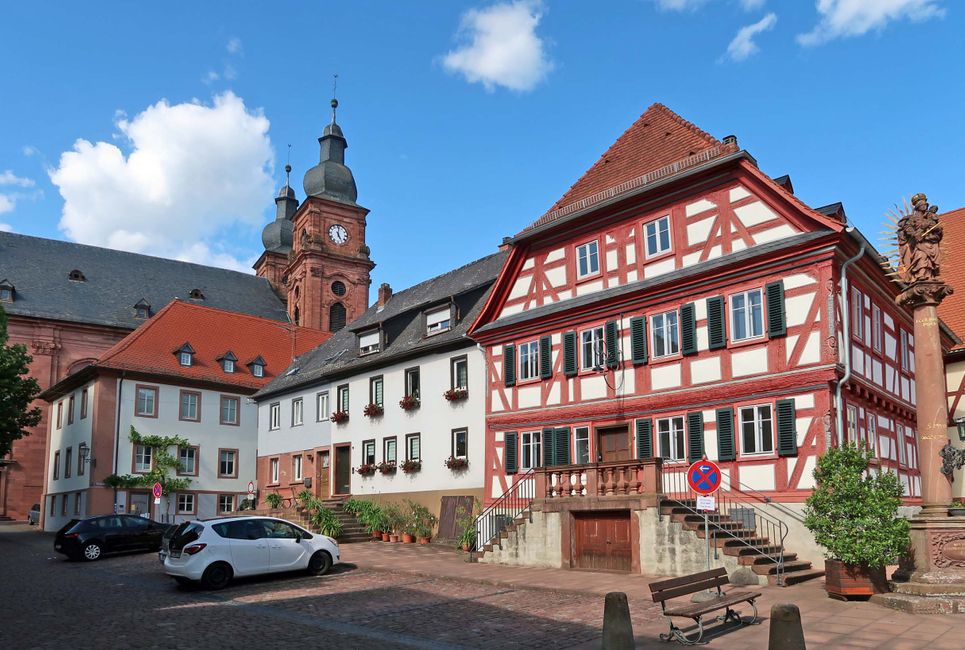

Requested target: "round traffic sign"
[
  {"left": 247, "top": 481, "right": 255, "bottom": 495},
  {"left": 152, "top": 482, "right": 163, "bottom": 498},
  {"left": 687, "top": 460, "right": 722, "bottom": 495}
]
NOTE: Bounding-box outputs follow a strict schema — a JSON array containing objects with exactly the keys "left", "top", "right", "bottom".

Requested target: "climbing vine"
[{"left": 102, "top": 427, "right": 193, "bottom": 493}]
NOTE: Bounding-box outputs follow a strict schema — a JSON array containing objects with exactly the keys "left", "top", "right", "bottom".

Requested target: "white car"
[{"left": 163, "top": 516, "right": 339, "bottom": 589}]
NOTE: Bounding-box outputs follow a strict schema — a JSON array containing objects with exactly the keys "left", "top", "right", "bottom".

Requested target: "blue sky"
[{"left": 1, "top": 0, "right": 963, "bottom": 297}]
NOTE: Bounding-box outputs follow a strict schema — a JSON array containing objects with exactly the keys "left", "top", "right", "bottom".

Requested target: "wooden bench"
[{"left": 649, "top": 567, "right": 760, "bottom": 645}]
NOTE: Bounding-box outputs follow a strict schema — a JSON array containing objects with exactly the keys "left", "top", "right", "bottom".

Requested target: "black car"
[{"left": 54, "top": 515, "right": 172, "bottom": 561}]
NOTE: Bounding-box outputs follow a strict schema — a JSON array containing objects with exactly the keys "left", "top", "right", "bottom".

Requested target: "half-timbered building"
[{"left": 939, "top": 207, "right": 965, "bottom": 496}]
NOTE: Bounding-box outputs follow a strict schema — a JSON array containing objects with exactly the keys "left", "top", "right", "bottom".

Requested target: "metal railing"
[
  {"left": 473, "top": 470, "right": 536, "bottom": 553},
  {"left": 662, "top": 468, "right": 790, "bottom": 585}
]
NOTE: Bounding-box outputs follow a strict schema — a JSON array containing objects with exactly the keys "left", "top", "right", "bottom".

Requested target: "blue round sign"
[{"left": 687, "top": 460, "right": 722, "bottom": 495}]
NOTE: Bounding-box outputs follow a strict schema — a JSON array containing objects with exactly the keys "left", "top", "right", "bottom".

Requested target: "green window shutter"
[
  {"left": 687, "top": 411, "right": 704, "bottom": 464},
  {"left": 636, "top": 418, "right": 653, "bottom": 459},
  {"left": 555, "top": 427, "right": 571, "bottom": 466},
  {"left": 504, "top": 431, "right": 518, "bottom": 474},
  {"left": 766, "top": 281, "right": 787, "bottom": 338},
  {"left": 503, "top": 345, "right": 516, "bottom": 387},
  {"left": 776, "top": 399, "right": 798, "bottom": 457},
  {"left": 716, "top": 407, "right": 736, "bottom": 462},
  {"left": 681, "top": 303, "right": 697, "bottom": 356},
  {"left": 707, "top": 296, "right": 726, "bottom": 350},
  {"left": 563, "top": 331, "right": 578, "bottom": 377},
  {"left": 542, "top": 427, "right": 556, "bottom": 467},
  {"left": 539, "top": 335, "right": 553, "bottom": 380},
  {"left": 605, "top": 320, "right": 619, "bottom": 369},
  {"left": 629, "top": 316, "right": 648, "bottom": 364}
]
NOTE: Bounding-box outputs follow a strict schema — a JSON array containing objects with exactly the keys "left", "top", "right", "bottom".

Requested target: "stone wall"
[{"left": 478, "top": 510, "right": 562, "bottom": 568}]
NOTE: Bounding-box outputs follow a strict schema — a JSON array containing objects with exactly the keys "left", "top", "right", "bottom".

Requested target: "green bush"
[
  {"left": 343, "top": 498, "right": 370, "bottom": 516},
  {"left": 455, "top": 498, "right": 481, "bottom": 549},
  {"left": 803, "top": 442, "right": 909, "bottom": 568},
  {"left": 382, "top": 502, "right": 407, "bottom": 534},
  {"left": 265, "top": 493, "right": 283, "bottom": 509},
  {"left": 297, "top": 490, "right": 315, "bottom": 509},
  {"left": 310, "top": 506, "right": 343, "bottom": 538},
  {"left": 404, "top": 500, "right": 438, "bottom": 538}
]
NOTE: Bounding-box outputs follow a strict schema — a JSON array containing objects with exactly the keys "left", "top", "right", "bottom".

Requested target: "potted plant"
[
  {"left": 310, "top": 506, "right": 344, "bottom": 538},
  {"left": 455, "top": 498, "right": 480, "bottom": 552},
  {"left": 401, "top": 458, "right": 422, "bottom": 474},
  {"left": 383, "top": 502, "right": 403, "bottom": 542},
  {"left": 445, "top": 456, "right": 469, "bottom": 471},
  {"left": 296, "top": 489, "right": 315, "bottom": 512},
  {"left": 950, "top": 500, "right": 965, "bottom": 517},
  {"left": 399, "top": 394, "right": 420, "bottom": 411},
  {"left": 804, "top": 442, "right": 908, "bottom": 598},
  {"left": 265, "top": 492, "right": 283, "bottom": 510},
  {"left": 330, "top": 410, "right": 349, "bottom": 424},
  {"left": 406, "top": 500, "right": 438, "bottom": 544},
  {"left": 356, "top": 463, "right": 376, "bottom": 477},
  {"left": 400, "top": 501, "right": 416, "bottom": 543},
  {"left": 444, "top": 387, "right": 468, "bottom": 402},
  {"left": 363, "top": 403, "right": 384, "bottom": 418},
  {"left": 377, "top": 460, "right": 397, "bottom": 475}
]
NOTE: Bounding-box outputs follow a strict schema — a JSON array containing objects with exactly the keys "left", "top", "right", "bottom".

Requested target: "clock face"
[{"left": 328, "top": 224, "right": 348, "bottom": 246}]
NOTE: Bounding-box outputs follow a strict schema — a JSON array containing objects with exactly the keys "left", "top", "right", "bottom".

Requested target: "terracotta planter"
[
  {"left": 824, "top": 559, "right": 888, "bottom": 598},
  {"left": 402, "top": 533, "right": 415, "bottom": 544},
  {"left": 389, "top": 534, "right": 400, "bottom": 543},
  {"left": 372, "top": 530, "right": 382, "bottom": 539},
  {"left": 381, "top": 533, "right": 390, "bottom": 542},
  {"left": 417, "top": 536, "right": 431, "bottom": 545},
  {"left": 461, "top": 543, "right": 471, "bottom": 552}
]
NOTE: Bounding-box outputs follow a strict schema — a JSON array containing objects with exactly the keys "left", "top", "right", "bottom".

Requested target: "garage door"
[{"left": 574, "top": 511, "right": 632, "bottom": 572}]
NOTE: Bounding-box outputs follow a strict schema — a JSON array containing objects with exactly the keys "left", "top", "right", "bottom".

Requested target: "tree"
[{"left": 0, "top": 304, "right": 42, "bottom": 458}]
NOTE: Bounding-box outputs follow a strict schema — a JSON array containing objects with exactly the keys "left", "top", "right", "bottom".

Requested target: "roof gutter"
[{"left": 835, "top": 227, "right": 866, "bottom": 445}]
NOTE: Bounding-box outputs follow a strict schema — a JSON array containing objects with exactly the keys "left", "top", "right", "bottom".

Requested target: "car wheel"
[
  {"left": 201, "top": 562, "right": 233, "bottom": 590},
  {"left": 307, "top": 551, "right": 333, "bottom": 576},
  {"left": 82, "top": 542, "right": 103, "bottom": 561},
  {"left": 173, "top": 576, "right": 194, "bottom": 588}
]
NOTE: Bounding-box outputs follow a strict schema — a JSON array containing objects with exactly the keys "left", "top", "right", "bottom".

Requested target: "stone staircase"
[{"left": 239, "top": 496, "right": 371, "bottom": 544}]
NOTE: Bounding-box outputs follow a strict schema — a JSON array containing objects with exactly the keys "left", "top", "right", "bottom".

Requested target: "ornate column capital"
[{"left": 897, "top": 280, "right": 954, "bottom": 309}]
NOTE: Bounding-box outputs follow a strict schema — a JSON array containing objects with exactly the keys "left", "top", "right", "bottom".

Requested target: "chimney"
[
  {"left": 722, "top": 134, "right": 738, "bottom": 148},
  {"left": 499, "top": 236, "right": 513, "bottom": 252},
  {"left": 377, "top": 282, "right": 392, "bottom": 308}
]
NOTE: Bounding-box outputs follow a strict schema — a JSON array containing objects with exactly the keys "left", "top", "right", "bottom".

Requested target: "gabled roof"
[{"left": 938, "top": 207, "right": 965, "bottom": 349}]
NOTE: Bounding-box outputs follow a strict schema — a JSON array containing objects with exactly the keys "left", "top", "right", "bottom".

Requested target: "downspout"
[
  {"left": 835, "top": 228, "right": 866, "bottom": 446},
  {"left": 112, "top": 373, "right": 125, "bottom": 513}
]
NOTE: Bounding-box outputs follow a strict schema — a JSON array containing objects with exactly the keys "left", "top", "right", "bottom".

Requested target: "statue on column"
[{"left": 889, "top": 193, "right": 954, "bottom": 308}]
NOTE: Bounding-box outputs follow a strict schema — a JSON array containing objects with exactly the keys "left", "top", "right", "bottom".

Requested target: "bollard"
[
  {"left": 601, "top": 591, "right": 635, "bottom": 649},
  {"left": 768, "top": 602, "right": 806, "bottom": 650}
]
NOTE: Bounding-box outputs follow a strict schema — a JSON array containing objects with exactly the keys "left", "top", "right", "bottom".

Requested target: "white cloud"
[
  {"left": 0, "top": 222, "right": 11, "bottom": 232},
  {"left": 0, "top": 171, "right": 34, "bottom": 188},
  {"left": 0, "top": 171, "right": 35, "bottom": 216},
  {"left": 740, "top": 0, "right": 766, "bottom": 9},
  {"left": 798, "top": 0, "right": 944, "bottom": 46},
  {"left": 725, "top": 12, "right": 777, "bottom": 61},
  {"left": 654, "top": 0, "right": 708, "bottom": 10},
  {"left": 442, "top": 1, "right": 553, "bottom": 92},
  {"left": 0, "top": 196, "right": 13, "bottom": 214},
  {"left": 227, "top": 37, "right": 243, "bottom": 55},
  {"left": 202, "top": 70, "right": 220, "bottom": 85},
  {"left": 49, "top": 91, "right": 273, "bottom": 272}
]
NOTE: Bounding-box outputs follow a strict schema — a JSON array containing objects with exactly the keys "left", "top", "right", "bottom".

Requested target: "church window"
[
  {"left": 331, "top": 281, "right": 346, "bottom": 296},
  {"left": 330, "top": 303, "right": 346, "bottom": 332}
]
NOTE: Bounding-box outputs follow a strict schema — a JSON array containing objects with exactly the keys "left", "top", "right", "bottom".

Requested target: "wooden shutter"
[
  {"left": 542, "top": 427, "right": 556, "bottom": 467},
  {"left": 766, "top": 281, "right": 787, "bottom": 338},
  {"left": 681, "top": 303, "right": 697, "bottom": 356},
  {"left": 504, "top": 431, "right": 518, "bottom": 474},
  {"left": 707, "top": 296, "right": 726, "bottom": 350},
  {"left": 630, "top": 316, "right": 648, "bottom": 365},
  {"left": 776, "top": 399, "right": 797, "bottom": 457},
  {"left": 555, "top": 427, "right": 571, "bottom": 466},
  {"left": 716, "top": 407, "right": 736, "bottom": 462},
  {"left": 636, "top": 418, "right": 653, "bottom": 459},
  {"left": 563, "top": 331, "right": 578, "bottom": 377},
  {"left": 687, "top": 411, "right": 704, "bottom": 463},
  {"left": 503, "top": 345, "right": 516, "bottom": 387},
  {"left": 605, "top": 320, "right": 619, "bottom": 369},
  {"left": 539, "top": 335, "right": 553, "bottom": 380}
]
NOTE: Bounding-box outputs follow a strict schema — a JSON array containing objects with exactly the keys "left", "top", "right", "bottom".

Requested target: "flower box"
[
  {"left": 356, "top": 463, "right": 376, "bottom": 476},
  {"left": 377, "top": 461, "right": 397, "bottom": 475},
  {"left": 330, "top": 410, "right": 349, "bottom": 424},
  {"left": 363, "top": 403, "right": 384, "bottom": 418},
  {"left": 444, "top": 388, "right": 468, "bottom": 402},
  {"left": 401, "top": 459, "right": 422, "bottom": 474},
  {"left": 399, "top": 395, "right": 420, "bottom": 411},
  {"left": 445, "top": 456, "right": 469, "bottom": 471}
]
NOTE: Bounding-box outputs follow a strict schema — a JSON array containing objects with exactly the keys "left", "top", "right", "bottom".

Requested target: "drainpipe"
[
  {"left": 112, "top": 373, "right": 125, "bottom": 513},
  {"left": 835, "top": 228, "right": 866, "bottom": 446}
]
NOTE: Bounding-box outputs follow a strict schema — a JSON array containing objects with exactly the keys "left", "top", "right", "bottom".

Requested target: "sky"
[{"left": 1, "top": 0, "right": 963, "bottom": 298}]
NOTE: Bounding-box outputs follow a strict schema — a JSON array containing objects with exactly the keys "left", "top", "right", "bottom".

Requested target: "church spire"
[{"left": 302, "top": 82, "right": 358, "bottom": 204}]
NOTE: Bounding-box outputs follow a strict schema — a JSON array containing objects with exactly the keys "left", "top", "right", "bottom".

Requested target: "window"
[
  {"left": 426, "top": 306, "right": 452, "bottom": 335},
  {"left": 293, "top": 455, "right": 303, "bottom": 481},
  {"left": 179, "top": 351, "right": 193, "bottom": 367},
  {"left": 56, "top": 402, "right": 63, "bottom": 429},
  {"left": 219, "top": 449, "right": 238, "bottom": 478},
  {"left": 0, "top": 281, "right": 13, "bottom": 302},
  {"left": 406, "top": 433, "right": 421, "bottom": 460},
  {"left": 337, "top": 384, "right": 350, "bottom": 412},
  {"left": 896, "top": 424, "right": 908, "bottom": 466},
  {"left": 74, "top": 493, "right": 81, "bottom": 515},
  {"left": 80, "top": 388, "right": 88, "bottom": 419},
  {"left": 865, "top": 413, "right": 878, "bottom": 456},
  {"left": 177, "top": 493, "right": 196, "bottom": 514},
  {"left": 452, "top": 428, "right": 468, "bottom": 459},
  {"left": 651, "top": 310, "right": 680, "bottom": 358},
  {"left": 61, "top": 494, "right": 68, "bottom": 516},
  {"left": 134, "top": 445, "right": 152, "bottom": 473},
  {"left": 78, "top": 443, "right": 87, "bottom": 476},
  {"left": 370, "top": 376, "right": 384, "bottom": 407},
  {"left": 900, "top": 330, "right": 911, "bottom": 372},
  {"left": 518, "top": 341, "right": 539, "bottom": 381},
  {"left": 658, "top": 416, "right": 686, "bottom": 461},
  {"left": 740, "top": 405, "right": 774, "bottom": 455},
  {"left": 521, "top": 431, "right": 541, "bottom": 469},
  {"left": 362, "top": 440, "right": 376, "bottom": 465},
  {"left": 359, "top": 330, "right": 380, "bottom": 355},
  {"left": 852, "top": 288, "right": 864, "bottom": 339},
  {"left": 53, "top": 451, "right": 61, "bottom": 480},
  {"left": 292, "top": 398, "right": 304, "bottom": 426},
  {"left": 384, "top": 437, "right": 397, "bottom": 463},
  {"left": 67, "top": 396, "right": 75, "bottom": 425},
  {"left": 270, "top": 458, "right": 279, "bottom": 484},
  {"left": 135, "top": 386, "right": 158, "bottom": 417},
  {"left": 178, "top": 446, "right": 198, "bottom": 475},
  {"left": 330, "top": 302, "right": 347, "bottom": 332},
  {"left": 581, "top": 327, "right": 605, "bottom": 370},
  {"left": 451, "top": 356, "right": 468, "bottom": 390},
  {"left": 846, "top": 405, "right": 858, "bottom": 444},
  {"left": 223, "top": 359, "right": 235, "bottom": 373},
  {"left": 576, "top": 240, "right": 600, "bottom": 278},
  {"left": 64, "top": 447, "right": 72, "bottom": 478},
  {"left": 220, "top": 396, "right": 239, "bottom": 426},
  {"left": 179, "top": 390, "right": 201, "bottom": 422},
  {"left": 49, "top": 496, "right": 55, "bottom": 516},
  {"left": 405, "top": 368, "right": 420, "bottom": 398},
  {"left": 252, "top": 363, "right": 265, "bottom": 378},
  {"left": 644, "top": 215, "right": 671, "bottom": 257},
  {"left": 872, "top": 305, "right": 882, "bottom": 353},
  {"left": 730, "top": 289, "right": 764, "bottom": 341},
  {"left": 331, "top": 280, "right": 346, "bottom": 296},
  {"left": 134, "top": 300, "right": 150, "bottom": 319},
  {"left": 269, "top": 403, "right": 281, "bottom": 430},
  {"left": 575, "top": 427, "right": 590, "bottom": 464},
  {"left": 316, "top": 392, "right": 329, "bottom": 421},
  {"left": 218, "top": 494, "right": 234, "bottom": 514}
]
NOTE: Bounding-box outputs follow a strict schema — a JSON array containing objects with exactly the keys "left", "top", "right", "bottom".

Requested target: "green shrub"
[
  {"left": 382, "top": 502, "right": 407, "bottom": 534},
  {"left": 265, "top": 493, "right": 283, "bottom": 509},
  {"left": 404, "top": 500, "right": 438, "bottom": 538},
  {"left": 343, "top": 498, "right": 370, "bottom": 516},
  {"left": 297, "top": 490, "right": 315, "bottom": 509},
  {"left": 311, "top": 506, "right": 343, "bottom": 538}
]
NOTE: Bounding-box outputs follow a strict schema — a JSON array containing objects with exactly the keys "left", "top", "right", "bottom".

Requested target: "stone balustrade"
[{"left": 534, "top": 459, "right": 663, "bottom": 500}]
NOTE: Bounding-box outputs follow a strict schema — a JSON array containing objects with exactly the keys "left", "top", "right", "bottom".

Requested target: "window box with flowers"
[
  {"left": 356, "top": 463, "right": 376, "bottom": 476},
  {"left": 330, "top": 411, "right": 349, "bottom": 424},
  {"left": 444, "top": 388, "right": 468, "bottom": 402},
  {"left": 445, "top": 456, "right": 469, "bottom": 471},
  {"left": 399, "top": 395, "right": 420, "bottom": 411},
  {"left": 401, "top": 459, "right": 422, "bottom": 474},
  {"left": 363, "top": 403, "right": 384, "bottom": 418},
  {"left": 377, "top": 460, "right": 397, "bottom": 475}
]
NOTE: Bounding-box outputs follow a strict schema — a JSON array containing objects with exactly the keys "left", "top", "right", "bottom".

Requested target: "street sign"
[
  {"left": 687, "top": 460, "right": 722, "bottom": 495},
  {"left": 696, "top": 495, "right": 716, "bottom": 511},
  {"left": 154, "top": 497, "right": 161, "bottom": 505},
  {"left": 247, "top": 481, "right": 255, "bottom": 496},
  {"left": 152, "top": 482, "right": 163, "bottom": 499}
]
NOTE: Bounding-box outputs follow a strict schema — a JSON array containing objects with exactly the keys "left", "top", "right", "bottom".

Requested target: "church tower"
[{"left": 255, "top": 97, "right": 374, "bottom": 332}]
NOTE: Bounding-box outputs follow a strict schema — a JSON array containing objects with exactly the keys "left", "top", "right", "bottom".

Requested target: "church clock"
[{"left": 328, "top": 224, "right": 348, "bottom": 245}]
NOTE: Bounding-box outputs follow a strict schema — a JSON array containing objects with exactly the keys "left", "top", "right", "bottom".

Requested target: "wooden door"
[
  {"left": 317, "top": 450, "right": 331, "bottom": 498},
  {"left": 598, "top": 426, "right": 631, "bottom": 462},
  {"left": 574, "top": 511, "right": 632, "bottom": 572},
  {"left": 334, "top": 446, "right": 351, "bottom": 495}
]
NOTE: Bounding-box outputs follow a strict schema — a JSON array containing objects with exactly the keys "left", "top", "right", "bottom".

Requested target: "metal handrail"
[
  {"left": 729, "top": 477, "right": 807, "bottom": 525},
  {"left": 662, "top": 469, "right": 789, "bottom": 585},
  {"left": 473, "top": 470, "right": 536, "bottom": 553}
]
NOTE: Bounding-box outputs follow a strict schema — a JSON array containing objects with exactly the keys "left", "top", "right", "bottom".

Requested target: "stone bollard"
[
  {"left": 602, "top": 592, "right": 635, "bottom": 649},
  {"left": 768, "top": 602, "right": 806, "bottom": 650}
]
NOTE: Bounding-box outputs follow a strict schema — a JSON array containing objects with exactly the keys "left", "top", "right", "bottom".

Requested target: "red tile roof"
[
  {"left": 938, "top": 207, "right": 965, "bottom": 348},
  {"left": 96, "top": 300, "right": 331, "bottom": 390}
]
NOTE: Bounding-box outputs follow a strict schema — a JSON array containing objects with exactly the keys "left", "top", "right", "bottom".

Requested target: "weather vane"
[{"left": 331, "top": 74, "right": 339, "bottom": 123}]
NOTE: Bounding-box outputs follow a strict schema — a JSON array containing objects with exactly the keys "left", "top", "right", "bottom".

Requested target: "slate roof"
[
  {"left": 0, "top": 231, "right": 289, "bottom": 329},
  {"left": 255, "top": 250, "right": 508, "bottom": 399},
  {"left": 938, "top": 206, "right": 965, "bottom": 349}
]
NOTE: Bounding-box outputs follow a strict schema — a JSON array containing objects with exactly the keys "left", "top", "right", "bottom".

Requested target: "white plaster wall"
[
  {"left": 44, "top": 381, "right": 96, "bottom": 531},
  {"left": 258, "top": 383, "right": 333, "bottom": 457}
]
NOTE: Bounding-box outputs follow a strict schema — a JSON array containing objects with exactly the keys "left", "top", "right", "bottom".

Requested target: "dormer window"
[
  {"left": 175, "top": 342, "right": 195, "bottom": 367},
  {"left": 426, "top": 306, "right": 452, "bottom": 336},
  {"left": 359, "top": 330, "right": 381, "bottom": 355},
  {"left": 218, "top": 351, "right": 238, "bottom": 373},
  {"left": 0, "top": 279, "right": 13, "bottom": 303},
  {"left": 67, "top": 269, "right": 86, "bottom": 282},
  {"left": 188, "top": 288, "right": 205, "bottom": 300},
  {"left": 247, "top": 356, "right": 267, "bottom": 378},
  {"left": 133, "top": 299, "right": 151, "bottom": 319}
]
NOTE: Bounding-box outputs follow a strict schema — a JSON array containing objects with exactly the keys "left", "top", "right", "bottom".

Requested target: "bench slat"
[
  {"left": 651, "top": 576, "right": 729, "bottom": 603},
  {"left": 663, "top": 590, "right": 762, "bottom": 617},
  {"left": 649, "top": 567, "right": 727, "bottom": 594}
]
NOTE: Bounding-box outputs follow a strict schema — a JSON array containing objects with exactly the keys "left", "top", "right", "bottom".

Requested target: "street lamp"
[{"left": 79, "top": 442, "right": 94, "bottom": 468}]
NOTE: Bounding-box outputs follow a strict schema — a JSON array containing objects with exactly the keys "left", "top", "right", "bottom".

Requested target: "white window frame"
[
  {"left": 872, "top": 304, "right": 882, "bottom": 353},
  {"left": 316, "top": 392, "right": 329, "bottom": 421},
  {"left": 900, "top": 330, "right": 911, "bottom": 372},
  {"left": 178, "top": 446, "right": 197, "bottom": 474},
  {"left": 521, "top": 430, "right": 542, "bottom": 470},
  {"left": 293, "top": 455, "right": 303, "bottom": 481},
  {"left": 223, "top": 359, "right": 235, "bottom": 373},
  {"left": 651, "top": 310, "right": 680, "bottom": 358},
  {"left": 846, "top": 405, "right": 858, "bottom": 444},
  {"left": 452, "top": 429, "right": 468, "bottom": 460},
  {"left": 865, "top": 413, "right": 878, "bottom": 457},
  {"left": 370, "top": 376, "right": 384, "bottom": 407},
  {"left": 384, "top": 438, "right": 397, "bottom": 463},
  {"left": 896, "top": 423, "right": 907, "bottom": 466},
  {"left": 406, "top": 368, "right": 421, "bottom": 397},
  {"left": 730, "top": 289, "right": 764, "bottom": 342},
  {"left": 451, "top": 357, "right": 468, "bottom": 390},
  {"left": 362, "top": 440, "right": 376, "bottom": 465},
  {"left": 135, "top": 387, "right": 157, "bottom": 417},
  {"left": 134, "top": 445, "right": 153, "bottom": 473},
  {"left": 252, "top": 363, "right": 264, "bottom": 378},
  {"left": 292, "top": 398, "right": 303, "bottom": 426},
  {"left": 575, "top": 427, "right": 590, "bottom": 465},
  {"left": 426, "top": 306, "right": 452, "bottom": 335},
  {"left": 218, "top": 494, "right": 234, "bottom": 514},
  {"left": 177, "top": 493, "right": 195, "bottom": 514},
  {"left": 270, "top": 458, "right": 279, "bottom": 483},
  {"left": 576, "top": 240, "right": 600, "bottom": 279},
  {"left": 359, "top": 330, "right": 381, "bottom": 355},
  {"left": 852, "top": 288, "right": 864, "bottom": 339},
  {"left": 269, "top": 403, "right": 281, "bottom": 430},
  {"left": 219, "top": 450, "right": 237, "bottom": 478},
  {"left": 657, "top": 416, "right": 686, "bottom": 462},
  {"left": 179, "top": 351, "right": 192, "bottom": 367},
  {"left": 407, "top": 434, "right": 421, "bottom": 461},
  {"left": 644, "top": 215, "right": 672, "bottom": 258},
  {"left": 580, "top": 327, "right": 605, "bottom": 370},
  {"left": 518, "top": 340, "right": 539, "bottom": 381},
  {"left": 739, "top": 404, "right": 774, "bottom": 456},
  {"left": 220, "top": 396, "right": 239, "bottom": 426},
  {"left": 337, "top": 385, "right": 350, "bottom": 412}
]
